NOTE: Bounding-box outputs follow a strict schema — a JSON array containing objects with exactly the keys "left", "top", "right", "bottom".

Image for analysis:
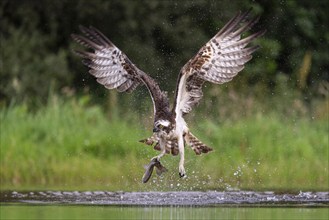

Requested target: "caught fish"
[
  {"left": 142, "top": 158, "right": 167, "bottom": 183},
  {"left": 154, "top": 160, "right": 168, "bottom": 176}
]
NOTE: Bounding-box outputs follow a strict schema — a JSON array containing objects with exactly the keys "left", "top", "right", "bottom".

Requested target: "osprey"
[{"left": 72, "top": 10, "right": 265, "bottom": 182}]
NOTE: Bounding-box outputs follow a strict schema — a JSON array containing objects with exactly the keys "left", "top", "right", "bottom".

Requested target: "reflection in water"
[{"left": 1, "top": 205, "right": 329, "bottom": 220}]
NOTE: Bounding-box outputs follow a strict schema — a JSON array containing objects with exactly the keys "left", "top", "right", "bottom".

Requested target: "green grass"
[{"left": 0, "top": 97, "right": 328, "bottom": 191}]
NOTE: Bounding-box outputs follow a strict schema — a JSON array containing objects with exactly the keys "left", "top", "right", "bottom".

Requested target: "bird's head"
[{"left": 153, "top": 119, "right": 172, "bottom": 134}]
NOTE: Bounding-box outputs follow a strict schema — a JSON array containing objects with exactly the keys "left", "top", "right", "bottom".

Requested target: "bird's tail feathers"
[
  {"left": 185, "top": 132, "right": 213, "bottom": 155},
  {"left": 139, "top": 135, "right": 179, "bottom": 155},
  {"left": 139, "top": 132, "right": 212, "bottom": 156},
  {"left": 139, "top": 135, "right": 157, "bottom": 146}
]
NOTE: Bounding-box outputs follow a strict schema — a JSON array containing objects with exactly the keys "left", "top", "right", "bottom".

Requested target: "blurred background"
[{"left": 1, "top": 0, "right": 328, "bottom": 191}]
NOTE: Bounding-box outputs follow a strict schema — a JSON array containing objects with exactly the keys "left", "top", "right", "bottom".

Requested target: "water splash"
[{"left": 2, "top": 191, "right": 328, "bottom": 207}]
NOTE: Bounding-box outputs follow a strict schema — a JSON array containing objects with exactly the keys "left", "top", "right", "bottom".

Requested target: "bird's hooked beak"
[{"left": 153, "top": 127, "right": 160, "bottom": 133}]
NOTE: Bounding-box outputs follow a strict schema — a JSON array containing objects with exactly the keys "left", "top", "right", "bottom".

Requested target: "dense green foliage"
[
  {"left": 1, "top": 0, "right": 328, "bottom": 108},
  {"left": 1, "top": 97, "right": 327, "bottom": 191}
]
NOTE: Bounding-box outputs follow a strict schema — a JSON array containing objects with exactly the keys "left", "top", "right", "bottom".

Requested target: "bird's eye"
[{"left": 159, "top": 124, "right": 164, "bottom": 129}]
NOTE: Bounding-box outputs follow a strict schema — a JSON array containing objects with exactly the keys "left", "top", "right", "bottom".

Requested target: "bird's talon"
[
  {"left": 151, "top": 156, "right": 159, "bottom": 162},
  {"left": 179, "top": 172, "right": 186, "bottom": 178},
  {"left": 179, "top": 165, "right": 186, "bottom": 178}
]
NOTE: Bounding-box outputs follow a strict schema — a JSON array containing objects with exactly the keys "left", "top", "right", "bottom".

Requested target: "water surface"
[
  {"left": 1, "top": 191, "right": 328, "bottom": 206},
  {"left": 1, "top": 191, "right": 328, "bottom": 219},
  {"left": 1, "top": 205, "right": 328, "bottom": 220}
]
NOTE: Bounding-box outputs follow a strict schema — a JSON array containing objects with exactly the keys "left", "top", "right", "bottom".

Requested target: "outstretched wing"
[
  {"left": 72, "top": 26, "right": 169, "bottom": 117},
  {"left": 172, "top": 10, "right": 265, "bottom": 117}
]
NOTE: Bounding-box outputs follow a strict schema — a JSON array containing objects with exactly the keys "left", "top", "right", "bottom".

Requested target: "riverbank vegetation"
[{"left": 1, "top": 94, "right": 327, "bottom": 191}]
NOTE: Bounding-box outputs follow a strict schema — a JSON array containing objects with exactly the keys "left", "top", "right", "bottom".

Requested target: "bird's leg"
[
  {"left": 151, "top": 139, "right": 166, "bottom": 162},
  {"left": 178, "top": 135, "right": 186, "bottom": 178},
  {"left": 149, "top": 139, "right": 167, "bottom": 176}
]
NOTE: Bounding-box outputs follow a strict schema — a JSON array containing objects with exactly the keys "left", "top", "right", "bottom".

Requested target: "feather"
[
  {"left": 72, "top": 26, "right": 169, "bottom": 117},
  {"left": 185, "top": 132, "right": 213, "bottom": 155},
  {"left": 172, "top": 10, "right": 265, "bottom": 117}
]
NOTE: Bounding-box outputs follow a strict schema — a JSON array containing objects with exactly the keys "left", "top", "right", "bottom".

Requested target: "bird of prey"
[{"left": 71, "top": 10, "right": 265, "bottom": 182}]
